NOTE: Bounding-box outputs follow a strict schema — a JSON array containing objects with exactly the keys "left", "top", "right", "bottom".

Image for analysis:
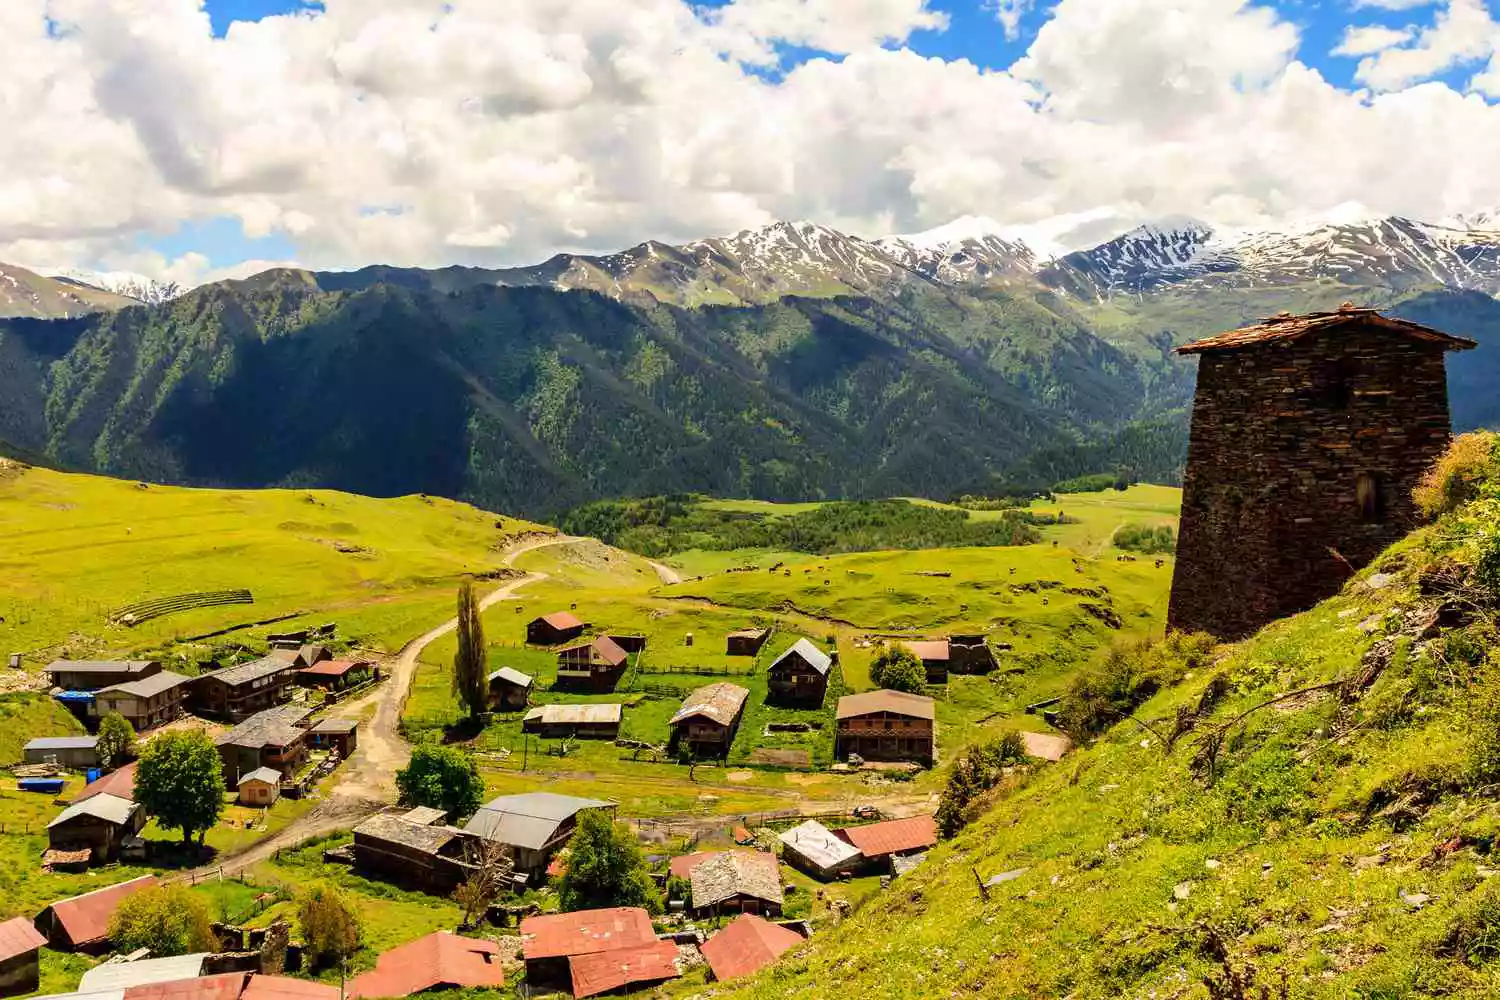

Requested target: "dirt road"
[
  {"left": 184, "top": 534, "right": 580, "bottom": 877},
  {"left": 647, "top": 559, "right": 683, "bottom": 585}
]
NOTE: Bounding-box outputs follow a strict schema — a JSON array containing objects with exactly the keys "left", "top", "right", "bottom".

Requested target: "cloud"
[
  {"left": 1350, "top": 0, "right": 1500, "bottom": 91},
  {"left": 1333, "top": 25, "right": 1415, "bottom": 57},
  {"left": 985, "top": 0, "right": 1032, "bottom": 40},
  {"left": 8, "top": 0, "right": 1500, "bottom": 283},
  {"left": 1351, "top": 0, "right": 1442, "bottom": 9}
]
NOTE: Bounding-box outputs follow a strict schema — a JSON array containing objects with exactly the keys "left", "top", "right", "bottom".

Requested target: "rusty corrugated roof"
[
  {"left": 570, "top": 940, "right": 680, "bottom": 998},
  {"left": 836, "top": 815, "right": 937, "bottom": 858},
  {"left": 519, "top": 907, "right": 656, "bottom": 960},
  {"left": 901, "top": 640, "right": 950, "bottom": 662},
  {"left": 700, "top": 915, "right": 804, "bottom": 982},
  {"left": 123, "top": 972, "right": 246, "bottom": 1000},
  {"left": 73, "top": 763, "right": 136, "bottom": 803},
  {"left": 41, "top": 875, "right": 158, "bottom": 948},
  {"left": 0, "top": 916, "right": 45, "bottom": 963},
  {"left": 346, "top": 931, "right": 506, "bottom": 997},
  {"left": 1175, "top": 306, "right": 1477, "bottom": 355},
  {"left": 241, "top": 975, "right": 341, "bottom": 1000}
]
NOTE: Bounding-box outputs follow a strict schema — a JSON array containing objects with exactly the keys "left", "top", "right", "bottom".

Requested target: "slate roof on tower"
[{"left": 1176, "top": 306, "right": 1477, "bottom": 355}]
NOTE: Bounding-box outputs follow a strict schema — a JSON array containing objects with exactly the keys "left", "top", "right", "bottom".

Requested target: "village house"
[
  {"left": 778, "top": 820, "right": 864, "bottom": 880},
  {"left": 73, "top": 762, "right": 135, "bottom": 804},
  {"left": 464, "top": 792, "right": 614, "bottom": 880},
  {"left": 237, "top": 768, "right": 282, "bottom": 807},
  {"left": 0, "top": 917, "right": 47, "bottom": 997},
  {"left": 34, "top": 875, "right": 158, "bottom": 952},
  {"left": 726, "top": 627, "right": 771, "bottom": 657},
  {"left": 297, "top": 659, "right": 373, "bottom": 692},
  {"left": 215, "top": 706, "right": 311, "bottom": 786},
  {"left": 606, "top": 634, "right": 648, "bottom": 653},
  {"left": 192, "top": 657, "right": 299, "bottom": 720},
  {"left": 685, "top": 851, "right": 783, "bottom": 918},
  {"left": 519, "top": 908, "right": 678, "bottom": 998},
  {"left": 900, "top": 640, "right": 951, "bottom": 685},
  {"left": 766, "top": 639, "right": 832, "bottom": 707},
  {"left": 352, "top": 810, "right": 485, "bottom": 894},
  {"left": 554, "top": 637, "right": 629, "bottom": 692},
  {"left": 669, "top": 683, "right": 749, "bottom": 760},
  {"left": 24, "top": 736, "right": 99, "bottom": 770},
  {"left": 47, "top": 793, "right": 145, "bottom": 863},
  {"left": 835, "top": 690, "right": 936, "bottom": 766},
  {"left": 306, "top": 717, "right": 359, "bottom": 756},
  {"left": 1169, "top": 306, "right": 1475, "bottom": 639},
  {"left": 271, "top": 644, "right": 333, "bottom": 670},
  {"left": 948, "top": 634, "right": 996, "bottom": 674},
  {"left": 527, "top": 612, "right": 585, "bottom": 646},
  {"left": 94, "top": 671, "right": 194, "bottom": 731},
  {"left": 486, "top": 667, "right": 534, "bottom": 711},
  {"left": 700, "top": 914, "right": 805, "bottom": 983},
  {"left": 835, "top": 815, "right": 938, "bottom": 873},
  {"left": 347, "top": 931, "right": 507, "bottom": 998},
  {"left": 46, "top": 660, "right": 161, "bottom": 692},
  {"left": 522, "top": 703, "right": 622, "bottom": 740}
]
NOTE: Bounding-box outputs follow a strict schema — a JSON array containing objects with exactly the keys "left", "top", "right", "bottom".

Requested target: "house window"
[{"left": 1356, "top": 472, "right": 1384, "bottom": 523}]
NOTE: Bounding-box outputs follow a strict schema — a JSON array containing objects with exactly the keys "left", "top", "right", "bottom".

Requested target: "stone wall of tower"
[{"left": 1167, "top": 324, "right": 1454, "bottom": 639}]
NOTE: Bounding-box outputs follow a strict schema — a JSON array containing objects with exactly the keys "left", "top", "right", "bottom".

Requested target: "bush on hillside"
[
  {"left": 870, "top": 646, "right": 927, "bottom": 694},
  {"left": 108, "top": 885, "right": 216, "bottom": 957},
  {"left": 1438, "top": 878, "right": 1500, "bottom": 966},
  {"left": 935, "top": 732, "right": 1027, "bottom": 838},
  {"left": 1415, "top": 431, "right": 1500, "bottom": 519},
  {"left": 1113, "top": 523, "right": 1176, "bottom": 555},
  {"left": 1057, "top": 632, "right": 1218, "bottom": 741}
]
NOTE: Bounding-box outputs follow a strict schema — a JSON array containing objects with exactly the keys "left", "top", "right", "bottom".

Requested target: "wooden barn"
[
  {"left": 486, "top": 668, "right": 535, "bottom": 711},
  {"left": 900, "top": 640, "right": 951, "bottom": 684},
  {"left": 297, "top": 659, "right": 373, "bottom": 691},
  {"left": 0, "top": 917, "right": 46, "bottom": 996},
  {"left": 94, "top": 671, "right": 193, "bottom": 731},
  {"left": 522, "top": 703, "right": 622, "bottom": 740},
  {"left": 686, "top": 851, "right": 783, "bottom": 918},
  {"left": 778, "top": 820, "right": 863, "bottom": 880},
  {"left": 669, "top": 683, "right": 749, "bottom": 760},
  {"left": 24, "top": 737, "right": 100, "bottom": 770},
  {"left": 527, "top": 612, "right": 585, "bottom": 646},
  {"left": 45, "top": 661, "right": 160, "bottom": 692},
  {"left": 352, "top": 810, "right": 486, "bottom": 894},
  {"left": 307, "top": 717, "right": 359, "bottom": 756},
  {"left": 766, "top": 639, "right": 832, "bottom": 707},
  {"left": 215, "top": 706, "right": 311, "bottom": 786},
  {"left": 555, "top": 638, "right": 629, "bottom": 692},
  {"left": 192, "top": 656, "right": 298, "bottom": 720},
  {"left": 726, "top": 627, "right": 771, "bottom": 657},
  {"left": 46, "top": 794, "right": 146, "bottom": 864},
  {"left": 835, "top": 690, "right": 936, "bottom": 766},
  {"left": 465, "top": 793, "right": 614, "bottom": 880},
  {"left": 237, "top": 768, "right": 282, "bottom": 807},
  {"left": 34, "top": 875, "right": 158, "bottom": 953}
]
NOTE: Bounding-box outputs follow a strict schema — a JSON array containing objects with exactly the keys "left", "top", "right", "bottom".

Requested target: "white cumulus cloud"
[
  {"left": 1350, "top": 0, "right": 1500, "bottom": 91},
  {"left": 1333, "top": 25, "right": 1416, "bottom": 57}
]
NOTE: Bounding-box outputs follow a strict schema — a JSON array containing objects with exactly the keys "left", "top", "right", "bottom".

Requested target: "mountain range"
[{"left": 1, "top": 210, "right": 1497, "bottom": 516}]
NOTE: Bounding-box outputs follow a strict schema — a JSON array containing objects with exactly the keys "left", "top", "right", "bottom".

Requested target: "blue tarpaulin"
[
  {"left": 18, "top": 778, "right": 65, "bottom": 794},
  {"left": 53, "top": 690, "right": 95, "bottom": 702}
]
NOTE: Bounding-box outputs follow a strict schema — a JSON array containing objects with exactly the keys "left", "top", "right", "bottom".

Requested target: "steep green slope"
[{"left": 710, "top": 436, "right": 1500, "bottom": 999}]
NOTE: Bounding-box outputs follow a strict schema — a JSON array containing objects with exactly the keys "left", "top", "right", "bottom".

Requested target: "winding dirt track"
[{"left": 183, "top": 535, "right": 580, "bottom": 876}]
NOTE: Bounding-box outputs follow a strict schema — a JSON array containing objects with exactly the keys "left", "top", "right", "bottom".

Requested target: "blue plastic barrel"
[{"left": 86, "top": 768, "right": 101, "bottom": 784}]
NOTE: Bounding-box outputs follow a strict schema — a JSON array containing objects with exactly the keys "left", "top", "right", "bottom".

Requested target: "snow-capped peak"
[
  {"left": 49, "top": 268, "right": 189, "bottom": 306},
  {"left": 889, "top": 215, "right": 1012, "bottom": 251}
]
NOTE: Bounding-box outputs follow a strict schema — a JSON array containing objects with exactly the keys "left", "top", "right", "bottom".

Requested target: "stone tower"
[{"left": 1167, "top": 306, "right": 1475, "bottom": 640}]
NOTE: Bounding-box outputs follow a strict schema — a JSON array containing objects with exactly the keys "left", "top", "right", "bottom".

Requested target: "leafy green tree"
[
  {"left": 935, "top": 732, "right": 1026, "bottom": 838},
  {"left": 108, "top": 885, "right": 216, "bottom": 956},
  {"left": 135, "top": 729, "right": 225, "bottom": 846},
  {"left": 453, "top": 580, "right": 487, "bottom": 721},
  {"left": 297, "top": 884, "right": 363, "bottom": 969},
  {"left": 96, "top": 711, "right": 136, "bottom": 768},
  {"left": 395, "top": 743, "right": 485, "bottom": 819},
  {"left": 871, "top": 646, "right": 927, "bottom": 694},
  {"left": 556, "top": 810, "right": 658, "bottom": 913}
]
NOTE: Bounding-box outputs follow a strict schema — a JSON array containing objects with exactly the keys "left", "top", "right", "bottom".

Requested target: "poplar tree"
[{"left": 453, "top": 579, "right": 487, "bottom": 721}]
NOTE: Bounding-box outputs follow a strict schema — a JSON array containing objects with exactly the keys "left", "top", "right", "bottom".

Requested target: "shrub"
[
  {"left": 1058, "top": 632, "right": 1218, "bottom": 740},
  {"left": 1468, "top": 656, "right": 1500, "bottom": 785},
  {"left": 557, "top": 810, "right": 659, "bottom": 913},
  {"left": 1438, "top": 880, "right": 1500, "bottom": 965},
  {"left": 109, "top": 885, "right": 216, "bottom": 956},
  {"left": 1414, "top": 431, "right": 1499, "bottom": 519},
  {"left": 1113, "top": 523, "right": 1176, "bottom": 555},
  {"left": 297, "top": 884, "right": 363, "bottom": 969},
  {"left": 936, "top": 731, "right": 1027, "bottom": 838},
  {"left": 395, "top": 744, "right": 485, "bottom": 820},
  {"left": 96, "top": 711, "right": 136, "bottom": 768},
  {"left": 870, "top": 646, "right": 926, "bottom": 694}
]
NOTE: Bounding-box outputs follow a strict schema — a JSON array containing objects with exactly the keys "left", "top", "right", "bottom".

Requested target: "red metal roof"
[
  {"left": 241, "top": 975, "right": 341, "bottom": 1000},
  {"left": 1176, "top": 306, "right": 1477, "bottom": 355},
  {"left": 124, "top": 973, "right": 247, "bottom": 1000},
  {"left": 902, "top": 640, "right": 950, "bottom": 662},
  {"left": 347, "top": 931, "right": 506, "bottom": 998},
  {"left": 700, "top": 915, "right": 804, "bottom": 982},
  {"left": 44, "top": 875, "right": 158, "bottom": 948},
  {"left": 300, "top": 659, "right": 366, "bottom": 677},
  {"left": 519, "top": 907, "right": 656, "bottom": 960},
  {"left": 836, "top": 815, "right": 937, "bottom": 858},
  {"left": 570, "top": 940, "right": 679, "bottom": 998},
  {"left": 539, "top": 611, "right": 584, "bottom": 630},
  {"left": 0, "top": 916, "right": 45, "bottom": 963},
  {"left": 74, "top": 762, "right": 137, "bottom": 803}
]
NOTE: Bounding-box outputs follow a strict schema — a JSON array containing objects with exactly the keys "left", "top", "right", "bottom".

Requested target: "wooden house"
[
  {"left": 215, "top": 706, "right": 311, "bottom": 786},
  {"left": 0, "top": 917, "right": 46, "bottom": 996},
  {"left": 307, "top": 717, "right": 359, "bottom": 756},
  {"left": 527, "top": 612, "right": 585, "bottom": 646},
  {"left": 686, "top": 851, "right": 783, "bottom": 918},
  {"left": 948, "top": 634, "right": 996, "bottom": 674},
  {"left": 352, "top": 811, "right": 485, "bottom": 894},
  {"left": 237, "top": 768, "right": 282, "bottom": 807},
  {"left": 24, "top": 737, "right": 99, "bottom": 770},
  {"left": 555, "top": 637, "right": 629, "bottom": 692},
  {"left": 835, "top": 690, "right": 936, "bottom": 766},
  {"left": 94, "top": 671, "right": 193, "bottom": 731},
  {"left": 606, "top": 634, "right": 648, "bottom": 653},
  {"left": 900, "top": 640, "right": 950, "bottom": 684},
  {"left": 778, "top": 820, "right": 863, "bottom": 880},
  {"left": 486, "top": 668, "right": 534, "bottom": 711},
  {"left": 464, "top": 793, "right": 614, "bottom": 880},
  {"left": 192, "top": 656, "right": 298, "bottom": 720},
  {"left": 766, "top": 639, "right": 832, "bottom": 707},
  {"left": 835, "top": 815, "right": 938, "bottom": 873},
  {"left": 46, "top": 794, "right": 145, "bottom": 863},
  {"left": 522, "top": 703, "right": 622, "bottom": 740},
  {"left": 34, "top": 875, "right": 158, "bottom": 953},
  {"left": 669, "top": 683, "right": 749, "bottom": 760},
  {"left": 45, "top": 661, "right": 160, "bottom": 692},
  {"left": 726, "top": 627, "right": 771, "bottom": 657},
  {"left": 297, "top": 659, "right": 373, "bottom": 691}
]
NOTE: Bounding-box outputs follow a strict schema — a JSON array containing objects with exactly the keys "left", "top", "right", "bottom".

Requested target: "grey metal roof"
[
  {"left": 770, "top": 639, "right": 832, "bottom": 676},
  {"left": 96, "top": 671, "right": 194, "bottom": 700},
  {"left": 778, "top": 820, "right": 862, "bottom": 869},
  {"left": 207, "top": 656, "right": 294, "bottom": 687},
  {"left": 487, "top": 667, "right": 534, "bottom": 688},
  {"left": 45, "top": 661, "right": 158, "bottom": 676},
  {"left": 78, "top": 954, "right": 210, "bottom": 991},
  {"left": 464, "top": 793, "right": 613, "bottom": 850},
  {"left": 670, "top": 683, "right": 750, "bottom": 727},
  {"left": 309, "top": 717, "right": 359, "bottom": 734},
  {"left": 48, "top": 794, "right": 138, "bottom": 830},
  {"left": 26, "top": 736, "right": 99, "bottom": 751},
  {"left": 238, "top": 767, "right": 282, "bottom": 786},
  {"left": 523, "top": 703, "right": 622, "bottom": 725}
]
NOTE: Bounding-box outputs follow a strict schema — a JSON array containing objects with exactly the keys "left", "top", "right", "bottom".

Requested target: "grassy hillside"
[
  {"left": 0, "top": 458, "right": 545, "bottom": 661},
  {"left": 706, "top": 434, "right": 1500, "bottom": 999}
]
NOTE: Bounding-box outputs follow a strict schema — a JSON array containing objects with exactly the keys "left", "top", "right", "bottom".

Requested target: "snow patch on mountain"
[{"left": 50, "top": 269, "right": 188, "bottom": 306}]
